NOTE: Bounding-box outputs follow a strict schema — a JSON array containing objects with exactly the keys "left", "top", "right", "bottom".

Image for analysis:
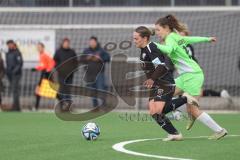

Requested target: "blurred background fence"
[
  {"left": 0, "top": 1, "right": 240, "bottom": 111},
  {"left": 0, "top": 0, "right": 240, "bottom": 7}
]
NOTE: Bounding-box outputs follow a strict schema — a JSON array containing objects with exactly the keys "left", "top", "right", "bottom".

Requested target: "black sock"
[
  {"left": 35, "top": 95, "right": 41, "bottom": 110},
  {"left": 152, "top": 113, "right": 179, "bottom": 135},
  {"left": 162, "top": 96, "right": 187, "bottom": 114}
]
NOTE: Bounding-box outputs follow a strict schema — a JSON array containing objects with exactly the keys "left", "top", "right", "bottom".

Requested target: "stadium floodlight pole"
[
  {"left": 225, "top": 0, "right": 232, "bottom": 6},
  {"left": 170, "top": 0, "right": 175, "bottom": 7},
  {"left": 69, "top": 0, "right": 73, "bottom": 7},
  {"left": 128, "top": 58, "right": 141, "bottom": 112},
  {"left": 95, "top": 0, "right": 101, "bottom": 6}
]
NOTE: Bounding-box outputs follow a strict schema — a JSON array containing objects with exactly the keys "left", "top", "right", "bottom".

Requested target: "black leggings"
[
  {"left": 0, "top": 92, "right": 2, "bottom": 105},
  {"left": 35, "top": 71, "right": 51, "bottom": 110}
]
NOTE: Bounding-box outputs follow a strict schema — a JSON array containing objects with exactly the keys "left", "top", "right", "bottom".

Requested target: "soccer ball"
[
  {"left": 172, "top": 111, "right": 183, "bottom": 121},
  {"left": 82, "top": 122, "right": 100, "bottom": 140}
]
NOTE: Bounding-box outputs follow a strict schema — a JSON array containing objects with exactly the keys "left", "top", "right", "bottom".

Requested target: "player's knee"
[
  {"left": 149, "top": 109, "right": 155, "bottom": 115},
  {"left": 187, "top": 105, "right": 201, "bottom": 117},
  {"left": 148, "top": 103, "right": 155, "bottom": 115},
  {"left": 162, "top": 102, "right": 172, "bottom": 114},
  {"left": 149, "top": 101, "right": 165, "bottom": 115}
]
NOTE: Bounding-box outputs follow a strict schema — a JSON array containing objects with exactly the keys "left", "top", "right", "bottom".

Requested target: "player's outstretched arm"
[
  {"left": 183, "top": 36, "right": 217, "bottom": 45},
  {"left": 154, "top": 42, "right": 174, "bottom": 55}
]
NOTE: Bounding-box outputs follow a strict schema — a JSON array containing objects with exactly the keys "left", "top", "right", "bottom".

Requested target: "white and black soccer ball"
[{"left": 82, "top": 122, "right": 100, "bottom": 141}]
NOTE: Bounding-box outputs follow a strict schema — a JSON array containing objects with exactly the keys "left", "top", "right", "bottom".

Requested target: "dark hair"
[
  {"left": 61, "top": 37, "right": 70, "bottom": 48},
  {"left": 6, "top": 40, "right": 14, "bottom": 44},
  {"left": 63, "top": 37, "right": 70, "bottom": 42},
  {"left": 135, "top": 26, "right": 155, "bottom": 40},
  {"left": 90, "top": 36, "right": 98, "bottom": 42},
  {"left": 155, "top": 14, "right": 185, "bottom": 33},
  {"left": 37, "top": 42, "right": 45, "bottom": 48}
]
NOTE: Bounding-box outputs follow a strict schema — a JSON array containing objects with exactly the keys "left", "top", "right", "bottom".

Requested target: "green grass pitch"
[{"left": 0, "top": 112, "right": 239, "bottom": 160}]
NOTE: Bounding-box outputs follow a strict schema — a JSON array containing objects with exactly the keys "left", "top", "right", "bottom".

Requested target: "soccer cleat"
[
  {"left": 186, "top": 114, "right": 196, "bottom": 130},
  {"left": 182, "top": 92, "right": 199, "bottom": 107},
  {"left": 162, "top": 133, "right": 183, "bottom": 141},
  {"left": 208, "top": 128, "right": 228, "bottom": 140}
]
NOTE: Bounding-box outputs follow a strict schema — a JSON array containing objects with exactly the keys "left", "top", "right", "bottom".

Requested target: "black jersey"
[
  {"left": 140, "top": 42, "right": 174, "bottom": 84},
  {"left": 186, "top": 44, "right": 198, "bottom": 63}
]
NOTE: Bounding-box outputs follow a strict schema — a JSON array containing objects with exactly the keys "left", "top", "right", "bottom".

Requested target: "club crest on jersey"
[{"left": 157, "top": 89, "right": 164, "bottom": 96}]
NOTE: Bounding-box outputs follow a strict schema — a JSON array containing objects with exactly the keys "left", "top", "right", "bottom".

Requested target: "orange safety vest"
[{"left": 36, "top": 52, "right": 55, "bottom": 72}]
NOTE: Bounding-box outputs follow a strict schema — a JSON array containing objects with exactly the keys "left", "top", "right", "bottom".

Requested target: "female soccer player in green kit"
[{"left": 153, "top": 15, "right": 227, "bottom": 140}]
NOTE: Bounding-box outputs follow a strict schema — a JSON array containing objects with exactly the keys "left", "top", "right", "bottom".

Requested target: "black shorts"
[{"left": 149, "top": 79, "right": 175, "bottom": 102}]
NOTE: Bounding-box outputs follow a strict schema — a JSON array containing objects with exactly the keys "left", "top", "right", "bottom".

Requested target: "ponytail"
[
  {"left": 150, "top": 28, "right": 155, "bottom": 36},
  {"left": 155, "top": 14, "right": 187, "bottom": 33},
  {"left": 179, "top": 22, "right": 190, "bottom": 35}
]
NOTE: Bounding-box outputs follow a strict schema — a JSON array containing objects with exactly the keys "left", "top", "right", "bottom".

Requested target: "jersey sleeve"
[
  {"left": 153, "top": 34, "right": 178, "bottom": 56},
  {"left": 183, "top": 36, "right": 211, "bottom": 45},
  {"left": 154, "top": 42, "right": 174, "bottom": 56},
  {"left": 35, "top": 64, "right": 44, "bottom": 71},
  {"left": 146, "top": 43, "right": 169, "bottom": 80}
]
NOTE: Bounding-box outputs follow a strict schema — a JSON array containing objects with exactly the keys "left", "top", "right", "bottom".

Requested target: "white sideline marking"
[{"left": 112, "top": 135, "right": 240, "bottom": 160}]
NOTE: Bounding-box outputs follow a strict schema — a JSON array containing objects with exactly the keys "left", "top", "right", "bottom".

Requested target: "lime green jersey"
[{"left": 154, "top": 32, "right": 211, "bottom": 75}]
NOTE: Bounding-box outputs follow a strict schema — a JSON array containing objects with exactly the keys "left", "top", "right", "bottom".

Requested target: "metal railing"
[{"left": 0, "top": 0, "right": 239, "bottom": 7}]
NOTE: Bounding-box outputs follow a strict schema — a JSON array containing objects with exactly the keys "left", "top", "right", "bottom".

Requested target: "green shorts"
[{"left": 175, "top": 72, "right": 204, "bottom": 96}]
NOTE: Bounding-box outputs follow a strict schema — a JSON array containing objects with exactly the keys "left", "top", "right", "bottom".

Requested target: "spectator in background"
[
  {"left": 83, "top": 36, "right": 110, "bottom": 107},
  {"left": 32, "top": 42, "right": 55, "bottom": 111},
  {"left": 6, "top": 40, "right": 23, "bottom": 111},
  {"left": 0, "top": 53, "right": 5, "bottom": 110},
  {"left": 54, "top": 38, "right": 78, "bottom": 112}
]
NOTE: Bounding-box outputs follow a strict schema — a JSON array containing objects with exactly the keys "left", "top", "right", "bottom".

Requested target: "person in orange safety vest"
[{"left": 32, "top": 42, "right": 55, "bottom": 111}]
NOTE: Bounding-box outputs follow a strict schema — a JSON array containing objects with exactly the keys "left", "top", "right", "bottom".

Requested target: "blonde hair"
[{"left": 178, "top": 23, "right": 190, "bottom": 36}]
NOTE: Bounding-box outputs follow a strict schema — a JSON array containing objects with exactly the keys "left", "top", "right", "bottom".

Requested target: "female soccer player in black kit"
[{"left": 133, "top": 26, "right": 195, "bottom": 141}]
